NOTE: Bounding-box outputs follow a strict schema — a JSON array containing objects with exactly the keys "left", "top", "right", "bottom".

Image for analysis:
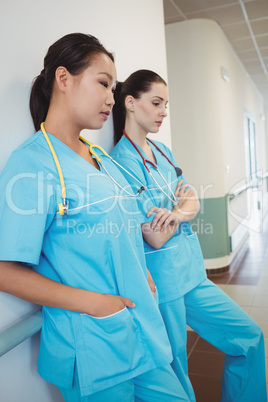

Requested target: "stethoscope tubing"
[
  {"left": 123, "top": 130, "right": 178, "bottom": 204},
  {"left": 40, "top": 123, "right": 148, "bottom": 215}
]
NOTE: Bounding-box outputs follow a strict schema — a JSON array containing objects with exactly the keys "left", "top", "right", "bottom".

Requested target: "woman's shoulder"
[
  {"left": 2, "top": 131, "right": 49, "bottom": 174},
  {"left": 14, "top": 131, "right": 46, "bottom": 154}
]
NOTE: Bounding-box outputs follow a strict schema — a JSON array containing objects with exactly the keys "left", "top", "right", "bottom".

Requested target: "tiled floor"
[{"left": 187, "top": 216, "right": 268, "bottom": 401}]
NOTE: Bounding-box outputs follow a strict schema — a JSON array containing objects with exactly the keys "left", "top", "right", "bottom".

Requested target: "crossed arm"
[{"left": 141, "top": 180, "right": 200, "bottom": 249}]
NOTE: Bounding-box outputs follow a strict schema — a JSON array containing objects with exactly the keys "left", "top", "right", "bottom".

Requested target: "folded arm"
[{"left": 141, "top": 180, "right": 200, "bottom": 249}]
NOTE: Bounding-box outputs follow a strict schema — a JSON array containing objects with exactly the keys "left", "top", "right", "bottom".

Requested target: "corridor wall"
[
  {"left": 0, "top": 1, "right": 169, "bottom": 401},
  {"left": 165, "top": 19, "right": 267, "bottom": 269}
]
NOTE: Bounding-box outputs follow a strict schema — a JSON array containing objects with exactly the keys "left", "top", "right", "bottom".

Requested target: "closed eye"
[{"left": 100, "top": 81, "right": 109, "bottom": 88}]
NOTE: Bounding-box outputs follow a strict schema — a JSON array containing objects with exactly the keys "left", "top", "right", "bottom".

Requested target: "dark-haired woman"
[
  {"left": 111, "top": 69, "right": 267, "bottom": 402},
  {"left": 0, "top": 36, "right": 191, "bottom": 401}
]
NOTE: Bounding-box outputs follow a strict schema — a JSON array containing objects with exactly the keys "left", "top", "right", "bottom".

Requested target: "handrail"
[
  {"left": 228, "top": 171, "right": 268, "bottom": 201},
  {"left": 0, "top": 309, "right": 42, "bottom": 357},
  {"left": 258, "top": 171, "right": 268, "bottom": 179},
  {"left": 227, "top": 183, "right": 252, "bottom": 201}
]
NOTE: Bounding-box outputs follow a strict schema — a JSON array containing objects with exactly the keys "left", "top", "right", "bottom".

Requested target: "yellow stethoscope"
[{"left": 40, "top": 122, "right": 147, "bottom": 215}]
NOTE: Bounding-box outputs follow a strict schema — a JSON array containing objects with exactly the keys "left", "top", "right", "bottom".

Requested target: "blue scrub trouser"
[
  {"left": 159, "top": 278, "right": 267, "bottom": 402},
  {"left": 58, "top": 364, "right": 190, "bottom": 401}
]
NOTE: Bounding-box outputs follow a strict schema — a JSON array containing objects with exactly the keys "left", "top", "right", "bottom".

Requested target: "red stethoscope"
[{"left": 123, "top": 129, "right": 183, "bottom": 204}]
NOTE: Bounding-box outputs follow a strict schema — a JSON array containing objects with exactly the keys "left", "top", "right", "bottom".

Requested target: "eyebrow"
[
  {"left": 152, "top": 96, "right": 168, "bottom": 103},
  {"left": 98, "top": 72, "right": 118, "bottom": 84}
]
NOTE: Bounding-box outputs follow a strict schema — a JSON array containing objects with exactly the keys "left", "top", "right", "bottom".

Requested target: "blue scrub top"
[
  {"left": 0, "top": 131, "right": 173, "bottom": 396},
  {"left": 111, "top": 136, "right": 207, "bottom": 304}
]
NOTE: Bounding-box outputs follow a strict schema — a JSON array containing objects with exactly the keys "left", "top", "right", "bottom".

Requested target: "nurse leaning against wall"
[
  {"left": 111, "top": 69, "right": 267, "bottom": 402},
  {"left": 0, "top": 34, "right": 190, "bottom": 402}
]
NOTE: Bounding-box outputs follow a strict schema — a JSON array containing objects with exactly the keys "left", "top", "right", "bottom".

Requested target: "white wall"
[
  {"left": 165, "top": 19, "right": 266, "bottom": 201},
  {"left": 0, "top": 1, "right": 169, "bottom": 400},
  {"left": 165, "top": 19, "right": 267, "bottom": 268},
  {"left": 165, "top": 19, "right": 266, "bottom": 227}
]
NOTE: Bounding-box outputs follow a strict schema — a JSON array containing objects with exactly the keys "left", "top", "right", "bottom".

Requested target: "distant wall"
[{"left": 166, "top": 19, "right": 267, "bottom": 268}]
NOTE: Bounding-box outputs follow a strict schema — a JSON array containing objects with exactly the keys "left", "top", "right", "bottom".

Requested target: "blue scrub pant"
[
  {"left": 159, "top": 278, "right": 267, "bottom": 402},
  {"left": 58, "top": 364, "right": 190, "bottom": 401}
]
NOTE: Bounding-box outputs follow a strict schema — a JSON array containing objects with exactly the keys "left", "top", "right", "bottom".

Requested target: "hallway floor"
[{"left": 187, "top": 217, "right": 268, "bottom": 401}]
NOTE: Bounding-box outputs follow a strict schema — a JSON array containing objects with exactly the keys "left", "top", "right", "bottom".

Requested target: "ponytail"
[
  {"left": 29, "top": 33, "right": 114, "bottom": 132},
  {"left": 29, "top": 71, "right": 51, "bottom": 132},
  {"left": 113, "top": 82, "right": 125, "bottom": 145}
]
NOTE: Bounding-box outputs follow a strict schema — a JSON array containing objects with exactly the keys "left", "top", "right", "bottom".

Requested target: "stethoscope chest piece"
[
  {"left": 175, "top": 167, "right": 182, "bottom": 177},
  {"left": 59, "top": 198, "right": 69, "bottom": 216}
]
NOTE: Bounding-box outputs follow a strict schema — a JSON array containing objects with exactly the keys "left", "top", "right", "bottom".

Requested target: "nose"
[
  {"left": 106, "top": 90, "right": 115, "bottom": 107},
  {"left": 160, "top": 107, "right": 168, "bottom": 118}
]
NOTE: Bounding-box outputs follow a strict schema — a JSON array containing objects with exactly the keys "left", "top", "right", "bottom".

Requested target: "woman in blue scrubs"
[
  {"left": 111, "top": 69, "right": 267, "bottom": 402},
  {"left": 0, "top": 36, "right": 190, "bottom": 401}
]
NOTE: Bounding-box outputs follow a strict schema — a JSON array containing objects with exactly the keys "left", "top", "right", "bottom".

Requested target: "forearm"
[
  {"left": 172, "top": 198, "right": 200, "bottom": 222},
  {"left": 142, "top": 221, "right": 178, "bottom": 249},
  {"left": 141, "top": 198, "right": 200, "bottom": 248},
  {"left": 0, "top": 261, "right": 99, "bottom": 315}
]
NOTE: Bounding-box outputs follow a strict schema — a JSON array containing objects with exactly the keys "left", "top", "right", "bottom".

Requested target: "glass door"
[{"left": 244, "top": 109, "right": 262, "bottom": 231}]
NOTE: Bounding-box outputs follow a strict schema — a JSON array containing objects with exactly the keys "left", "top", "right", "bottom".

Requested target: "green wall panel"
[{"left": 192, "top": 196, "right": 230, "bottom": 259}]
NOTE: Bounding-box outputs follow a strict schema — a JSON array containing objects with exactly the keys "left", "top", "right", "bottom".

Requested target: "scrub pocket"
[
  {"left": 75, "top": 307, "right": 146, "bottom": 395},
  {"left": 186, "top": 232, "right": 204, "bottom": 265}
]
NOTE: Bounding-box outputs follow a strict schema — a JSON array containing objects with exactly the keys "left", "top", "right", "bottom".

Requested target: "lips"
[
  {"left": 156, "top": 121, "right": 162, "bottom": 127},
  {"left": 100, "top": 111, "right": 110, "bottom": 120}
]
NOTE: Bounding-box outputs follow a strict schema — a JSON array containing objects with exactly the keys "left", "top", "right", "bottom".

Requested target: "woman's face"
[
  {"left": 66, "top": 53, "right": 117, "bottom": 131},
  {"left": 132, "top": 82, "right": 168, "bottom": 135}
]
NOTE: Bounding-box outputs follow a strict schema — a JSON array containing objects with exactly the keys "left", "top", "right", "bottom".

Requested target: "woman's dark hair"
[
  {"left": 113, "top": 69, "right": 166, "bottom": 145},
  {"left": 30, "top": 33, "right": 114, "bottom": 131}
]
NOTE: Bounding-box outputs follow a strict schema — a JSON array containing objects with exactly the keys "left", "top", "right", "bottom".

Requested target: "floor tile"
[
  {"left": 228, "top": 275, "right": 260, "bottom": 285},
  {"left": 223, "top": 284, "right": 257, "bottom": 294},
  {"left": 187, "top": 331, "right": 199, "bottom": 356},
  {"left": 188, "top": 350, "right": 224, "bottom": 378},
  {"left": 223, "top": 285, "right": 256, "bottom": 306},
  {"left": 253, "top": 293, "right": 268, "bottom": 307},
  {"left": 194, "top": 337, "right": 223, "bottom": 354},
  {"left": 208, "top": 274, "right": 230, "bottom": 284},
  {"left": 249, "top": 307, "right": 268, "bottom": 322},
  {"left": 189, "top": 374, "right": 222, "bottom": 402},
  {"left": 257, "top": 277, "right": 268, "bottom": 287},
  {"left": 265, "top": 338, "right": 268, "bottom": 357},
  {"left": 255, "top": 286, "right": 268, "bottom": 295}
]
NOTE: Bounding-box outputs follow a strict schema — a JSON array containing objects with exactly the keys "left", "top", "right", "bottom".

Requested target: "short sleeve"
[
  {"left": 0, "top": 152, "right": 56, "bottom": 265},
  {"left": 113, "top": 155, "right": 156, "bottom": 224}
]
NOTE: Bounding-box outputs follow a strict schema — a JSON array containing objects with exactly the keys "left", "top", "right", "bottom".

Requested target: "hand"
[
  {"left": 88, "top": 293, "right": 136, "bottom": 318},
  {"left": 174, "top": 180, "right": 195, "bottom": 203},
  {"left": 147, "top": 207, "right": 180, "bottom": 232},
  {"left": 147, "top": 269, "right": 156, "bottom": 297}
]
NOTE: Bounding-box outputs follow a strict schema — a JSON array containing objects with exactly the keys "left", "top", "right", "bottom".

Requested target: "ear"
[
  {"left": 54, "top": 66, "right": 69, "bottom": 93},
  {"left": 125, "top": 95, "right": 135, "bottom": 112}
]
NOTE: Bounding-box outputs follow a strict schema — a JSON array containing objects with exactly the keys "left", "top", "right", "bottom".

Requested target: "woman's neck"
[
  {"left": 124, "top": 121, "right": 148, "bottom": 151},
  {"left": 124, "top": 120, "right": 156, "bottom": 164},
  {"left": 44, "top": 109, "right": 81, "bottom": 148},
  {"left": 43, "top": 107, "right": 99, "bottom": 169}
]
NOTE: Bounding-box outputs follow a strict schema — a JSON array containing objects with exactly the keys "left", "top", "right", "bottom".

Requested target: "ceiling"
[{"left": 163, "top": 0, "right": 268, "bottom": 108}]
